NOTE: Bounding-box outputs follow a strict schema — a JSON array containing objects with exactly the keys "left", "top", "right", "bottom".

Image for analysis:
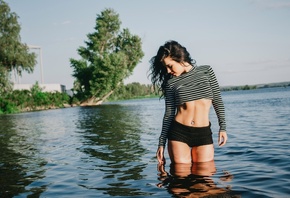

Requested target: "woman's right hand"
[{"left": 156, "top": 146, "right": 165, "bottom": 164}]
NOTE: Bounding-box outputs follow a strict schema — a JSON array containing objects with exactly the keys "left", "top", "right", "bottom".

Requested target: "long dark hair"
[{"left": 149, "top": 40, "right": 196, "bottom": 97}]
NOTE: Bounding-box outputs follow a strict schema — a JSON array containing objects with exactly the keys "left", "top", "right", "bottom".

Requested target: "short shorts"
[{"left": 168, "top": 120, "right": 213, "bottom": 147}]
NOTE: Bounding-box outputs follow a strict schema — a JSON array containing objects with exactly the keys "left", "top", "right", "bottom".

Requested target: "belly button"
[{"left": 191, "top": 120, "right": 195, "bottom": 125}]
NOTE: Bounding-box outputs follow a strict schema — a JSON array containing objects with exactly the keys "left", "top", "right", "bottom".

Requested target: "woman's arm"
[
  {"left": 208, "top": 66, "right": 228, "bottom": 146},
  {"left": 208, "top": 66, "right": 226, "bottom": 132},
  {"left": 158, "top": 84, "right": 176, "bottom": 147}
]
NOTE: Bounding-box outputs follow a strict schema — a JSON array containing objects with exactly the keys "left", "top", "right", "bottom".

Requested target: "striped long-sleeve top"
[{"left": 159, "top": 65, "right": 226, "bottom": 147}]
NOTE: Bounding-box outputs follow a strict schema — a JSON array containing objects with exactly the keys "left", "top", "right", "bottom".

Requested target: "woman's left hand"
[{"left": 218, "top": 131, "right": 228, "bottom": 146}]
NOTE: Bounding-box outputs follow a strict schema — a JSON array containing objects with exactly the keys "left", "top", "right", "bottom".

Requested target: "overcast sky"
[{"left": 6, "top": 0, "right": 290, "bottom": 89}]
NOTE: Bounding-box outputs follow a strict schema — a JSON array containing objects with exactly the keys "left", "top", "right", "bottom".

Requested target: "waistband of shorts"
[{"left": 172, "top": 120, "right": 211, "bottom": 130}]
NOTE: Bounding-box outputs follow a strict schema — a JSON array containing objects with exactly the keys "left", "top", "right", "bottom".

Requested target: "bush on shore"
[{"left": 0, "top": 83, "right": 74, "bottom": 114}]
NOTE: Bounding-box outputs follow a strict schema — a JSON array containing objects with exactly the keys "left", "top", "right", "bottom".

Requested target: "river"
[{"left": 1, "top": 87, "right": 290, "bottom": 197}]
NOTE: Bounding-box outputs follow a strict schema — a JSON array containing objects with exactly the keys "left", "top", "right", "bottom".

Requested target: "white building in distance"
[{"left": 13, "top": 84, "right": 66, "bottom": 93}]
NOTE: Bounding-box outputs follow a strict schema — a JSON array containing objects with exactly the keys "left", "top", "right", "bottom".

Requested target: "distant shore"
[{"left": 220, "top": 81, "right": 290, "bottom": 91}]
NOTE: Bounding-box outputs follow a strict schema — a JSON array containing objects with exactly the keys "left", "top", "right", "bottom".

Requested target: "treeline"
[
  {"left": 220, "top": 81, "right": 290, "bottom": 91},
  {"left": 2, "top": 80, "right": 289, "bottom": 114},
  {"left": 0, "top": 83, "right": 72, "bottom": 114},
  {"left": 220, "top": 85, "right": 257, "bottom": 91},
  {"left": 108, "top": 82, "right": 158, "bottom": 100},
  {"left": 0, "top": 82, "right": 158, "bottom": 114}
]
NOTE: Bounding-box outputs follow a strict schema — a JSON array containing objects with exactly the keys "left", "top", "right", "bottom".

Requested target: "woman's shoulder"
[
  {"left": 195, "top": 65, "right": 213, "bottom": 75},
  {"left": 196, "top": 65, "right": 211, "bottom": 70}
]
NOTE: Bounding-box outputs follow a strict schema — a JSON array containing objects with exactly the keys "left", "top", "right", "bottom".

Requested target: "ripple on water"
[{"left": 1, "top": 88, "right": 290, "bottom": 197}]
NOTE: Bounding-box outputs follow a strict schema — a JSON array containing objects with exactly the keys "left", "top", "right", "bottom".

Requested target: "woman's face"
[{"left": 163, "top": 57, "right": 189, "bottom": 77}]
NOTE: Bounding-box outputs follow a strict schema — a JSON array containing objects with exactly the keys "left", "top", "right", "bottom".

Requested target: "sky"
[{"left": 5, "top": 0, "right": 290, "bottom": 89}]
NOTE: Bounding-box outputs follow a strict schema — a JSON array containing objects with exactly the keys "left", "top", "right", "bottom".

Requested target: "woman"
[{"left": 149, "top": 40, "right": 228, "bottom": 164}]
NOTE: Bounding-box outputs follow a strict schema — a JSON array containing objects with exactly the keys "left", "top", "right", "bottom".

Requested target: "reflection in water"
[
  {"left": 76, "top": 105, "right": 149, "bottom": 196},
  {"left": 157, "top": 161, "right": 236, "bottom": 197},
  {"left": 0, "top": 114, "right": 47, "bottom": 197},
  {"left": 1, "top": 89, "right": 289, "bottom": 197}
]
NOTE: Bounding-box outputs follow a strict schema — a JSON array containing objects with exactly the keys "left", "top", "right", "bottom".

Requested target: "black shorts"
[{"left": 168, "top": 120, "right": 213, "bottom": 147}]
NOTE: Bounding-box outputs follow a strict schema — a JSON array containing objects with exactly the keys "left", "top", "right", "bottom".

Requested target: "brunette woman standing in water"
[{"left": 149, "top": 40, "right": 228, "bottom": 165}]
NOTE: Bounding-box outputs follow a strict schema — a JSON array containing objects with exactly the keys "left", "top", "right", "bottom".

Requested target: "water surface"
[{"left": 1, "top": 87, "right": 290, "bottom": 197}]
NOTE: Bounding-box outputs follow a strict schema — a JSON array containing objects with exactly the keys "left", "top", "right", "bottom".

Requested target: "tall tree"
[
  {"left": 0, "top": 0, "right": 36, "bottom": 93},
  {"left": 70, "top": 8, "right": 144, "bottom": 105}
]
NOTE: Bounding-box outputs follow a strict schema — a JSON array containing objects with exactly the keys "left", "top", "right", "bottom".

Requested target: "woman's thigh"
[
  {"left": 168, "top": 140, "right": 191, "bottom": 164},
  {"left": 191, "top": 144, "right": 214, "bottom": 162}
]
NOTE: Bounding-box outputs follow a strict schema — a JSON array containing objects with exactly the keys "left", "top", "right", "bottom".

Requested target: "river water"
[{"left": 1, "top": 87, "right": 290, "bottom": 197}]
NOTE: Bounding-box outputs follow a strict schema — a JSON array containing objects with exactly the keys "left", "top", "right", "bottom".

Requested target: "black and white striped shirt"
[{"left": 159, "top": 65, "right": 226, "bottom": 147}]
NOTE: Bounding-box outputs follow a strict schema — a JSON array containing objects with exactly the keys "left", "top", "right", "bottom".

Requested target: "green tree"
[
  {"left": 0, "top": 0, "right": 36, "bottom": 94},
  {"left": 108, "top": 82, "right": 158, "bottom": 101},
  {"left": 70, "top": 8, "right": 144, "bottom": 105}
]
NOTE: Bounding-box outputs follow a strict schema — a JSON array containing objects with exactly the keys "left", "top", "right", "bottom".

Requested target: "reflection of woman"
[
  {"left": 149, "top": 40, "right": 228, "bottom": 164},
  {"left": 157, "top": 161, "right": 234, "bottom": 197}
]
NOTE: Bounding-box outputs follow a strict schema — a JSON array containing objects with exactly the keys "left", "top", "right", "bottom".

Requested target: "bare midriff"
[{"left": 175, "top": 99, "right": 212, "bottom": 127}]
